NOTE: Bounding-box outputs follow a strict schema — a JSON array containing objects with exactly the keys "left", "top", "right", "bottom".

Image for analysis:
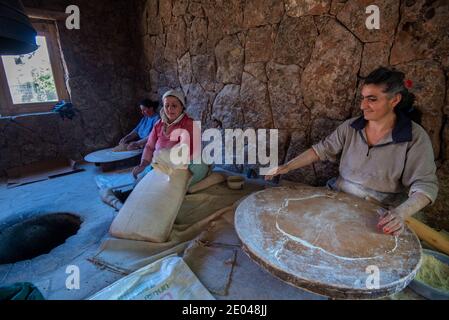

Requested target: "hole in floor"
[{"left": 0, "top": 213, "right": 82, "bottom": 264}]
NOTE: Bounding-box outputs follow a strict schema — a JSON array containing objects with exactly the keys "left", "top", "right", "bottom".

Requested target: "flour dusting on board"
[
  {"left": 234, "top": 186, "right": 422, "bottom": 298},
  {"left": 274, "top": 194, "right": 399, "bottom": 261}
]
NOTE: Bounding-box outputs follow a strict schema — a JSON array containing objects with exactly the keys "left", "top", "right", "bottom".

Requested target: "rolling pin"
[{"left": 405, "top": 217, "right": 449, "bottom": 256}]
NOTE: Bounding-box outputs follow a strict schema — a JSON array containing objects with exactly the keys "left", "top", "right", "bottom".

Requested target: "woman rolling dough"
[{"left": 265, "top": 67, "right": 438, "bottom": 236}]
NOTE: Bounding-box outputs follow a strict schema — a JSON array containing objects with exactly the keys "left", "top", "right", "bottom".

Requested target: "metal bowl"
[{"left": 408, "top": 249, "right": 449, "bottom": 300}]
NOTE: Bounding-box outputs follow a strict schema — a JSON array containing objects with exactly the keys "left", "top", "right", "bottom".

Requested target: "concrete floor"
[
  {"left": 0, "top": 164, "right": 123, "bottom": 299},
  {"left": 0, "top": 163, "right": 424, "bottom": 300}
]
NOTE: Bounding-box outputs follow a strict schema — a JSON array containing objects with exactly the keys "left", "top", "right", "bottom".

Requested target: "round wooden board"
[
  {"left": 84, "top": 148, "right": 143, "bottom": 163},
  {"left": 234, "top": 186, "right": 422, "bottom": 299}
]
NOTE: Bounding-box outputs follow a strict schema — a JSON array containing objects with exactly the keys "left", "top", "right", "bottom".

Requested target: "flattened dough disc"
[
  {"left": 234, "top": 186, "right": 422, "bottom": 299},
  {"left": 84, "top": 148, "right": 142, "bottom": 163}
]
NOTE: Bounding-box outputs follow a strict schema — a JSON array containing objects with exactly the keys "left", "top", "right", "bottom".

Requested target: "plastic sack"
[
  {"left": 109, "top": 168, "right": 191, "bottom": 242},
  {"left": 88, "top": 255, "right": 214, "bottom": 300},
  {"left": 152, "top": 146, "right": 189, "bottom": 176}
]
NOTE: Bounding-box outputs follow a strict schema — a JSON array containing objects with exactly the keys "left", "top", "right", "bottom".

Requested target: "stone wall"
[
  {"left": 140, "top": 0, "right": 449, "bottom": 184},
  {"left": 0, "top": 0, "right": 144, "bottom": 175}
]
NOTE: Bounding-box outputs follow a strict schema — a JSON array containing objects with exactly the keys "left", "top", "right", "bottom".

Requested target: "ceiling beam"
[{"left": 25, "top": 7, "right": 67, "bottom": 21}]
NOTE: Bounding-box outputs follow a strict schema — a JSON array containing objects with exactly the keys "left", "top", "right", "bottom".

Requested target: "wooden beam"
[{"left": 25, "top": 7, "right": 67, "bottom": 21}]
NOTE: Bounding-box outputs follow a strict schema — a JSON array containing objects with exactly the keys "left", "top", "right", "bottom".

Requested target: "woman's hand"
[
  {"left": 264, "top": 165, "right": 289, "bottom": 181},
  {"left": 377, "top": 208, "right": 405, "bottom": 236},
  {"left": 132, "top": 164, "right": 146, "bottom": 179},
  {"left": 119, "top": 136, "right": 129, "bottom": 145},
  {"left": 127, "top": 142, "right": 140, "bottom": 150}
]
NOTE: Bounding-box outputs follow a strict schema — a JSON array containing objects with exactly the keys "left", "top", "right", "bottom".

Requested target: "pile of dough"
[{"left": 187, "top": 172, "right": 226, "bottom": 194}]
